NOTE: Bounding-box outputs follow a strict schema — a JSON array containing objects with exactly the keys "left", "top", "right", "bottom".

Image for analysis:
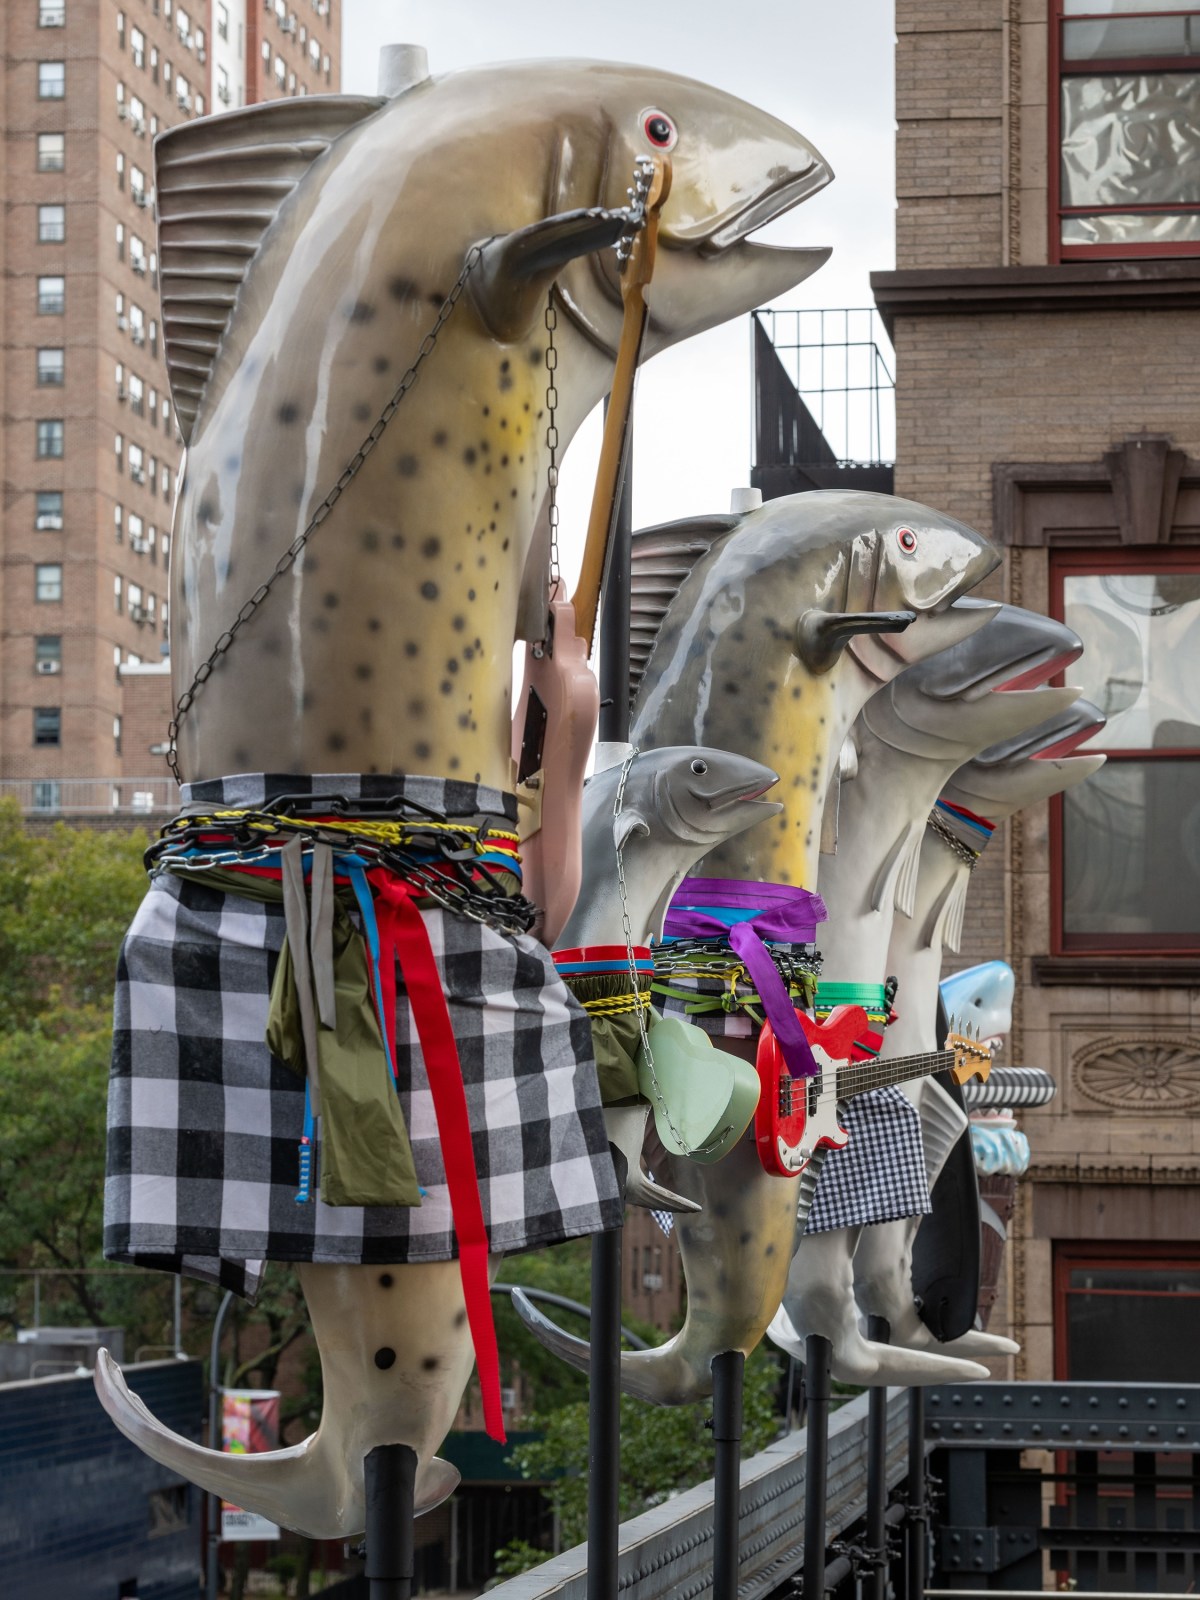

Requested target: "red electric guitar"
[{"left": 754, "top": 1003, "right": 992, "bottom": 1179}]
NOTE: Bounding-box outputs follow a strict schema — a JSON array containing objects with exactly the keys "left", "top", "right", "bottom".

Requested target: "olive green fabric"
[
  {"left": 559, "top": 971, "right": 650, "bottom": 1107},
  {"left": 164, "top": 865, "right": 421, "bottom": 1207}
]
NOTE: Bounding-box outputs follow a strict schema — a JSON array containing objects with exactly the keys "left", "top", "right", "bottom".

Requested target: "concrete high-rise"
[{"left": 0, "top": 0, "right": 340, "bottom": 808}]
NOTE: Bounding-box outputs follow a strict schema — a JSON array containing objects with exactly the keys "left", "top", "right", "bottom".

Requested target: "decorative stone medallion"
[{"left": 1072, "top": 1035, "right": 1200, "bottom": 1112}]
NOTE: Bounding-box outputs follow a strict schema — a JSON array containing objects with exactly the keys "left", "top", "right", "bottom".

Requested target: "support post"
[
  {"left": 364, "top": 1443, "right": 417, "bottom": 1600},
  {"left": 803, "top": 1334, "right": 833, "bottom": 1600},
  {"left": 866, "top": 1317, "right": 891, "bottom": 1600},
  {"left": 586, "top": 402, "right": 633, "bottom": 1600},
  {"left": 206, "top": 1289, "right": 236, "bottom": 1600},
  {"left": 711, "top": 1350, "right": 745, "bottom": 1600},
  {"left": 907, "top": 1388, "right": 926, "bottom": 1600}
]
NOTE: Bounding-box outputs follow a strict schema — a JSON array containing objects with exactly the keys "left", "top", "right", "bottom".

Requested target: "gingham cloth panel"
[
  {"left": 179, "top": 770, "right": 517, "bottom": 820},
  {"left": 105, "top": 779, "right": 621, "bottom": 1298},
  {"left": 803, "top": 1085, "right": 931, "bottom": 1234}
]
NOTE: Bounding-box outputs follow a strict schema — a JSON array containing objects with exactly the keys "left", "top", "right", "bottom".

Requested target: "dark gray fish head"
[
  {"left": 648, "top": 747, "right": 782, "bottom": 847},
  {"left": 943, "top": 698, "right": 1107, "bottom": 819}
]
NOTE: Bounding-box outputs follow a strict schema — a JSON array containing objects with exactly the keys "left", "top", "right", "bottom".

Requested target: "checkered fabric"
[
  {"left": 179, "top": 770, "right": 515, "bottom": 820},
  {"left": 803, "top": 1086, "right": 931, "bottom": 1234},
  {"left": 104, "top": 774, "right": 622, "bottom": 1298}
]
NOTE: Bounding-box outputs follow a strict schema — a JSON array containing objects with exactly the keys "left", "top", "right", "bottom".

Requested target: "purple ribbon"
[{"left": 661, "top": 878, "right": 828, "bottom": 1079}]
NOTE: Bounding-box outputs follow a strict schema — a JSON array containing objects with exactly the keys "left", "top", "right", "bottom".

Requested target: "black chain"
[
  {"left": 164, "top": 239, "right": 495, "bottom": 783},
  {"left": 544, "top": 295, "right": 560, "bottom": 587}
]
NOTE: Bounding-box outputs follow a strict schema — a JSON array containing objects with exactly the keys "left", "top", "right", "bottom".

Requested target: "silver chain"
[
  {"left": 926, "top": 808, "right": 982, "bottom": 870},
  {"left": 543, "top": 295, "right": 560, "bottom": 587},
  {"left": 613, "top": 747, "right": 728, "bottom": 1160},
  {"left": 164, "top": 239, "right": 494, "bottom": 784}
]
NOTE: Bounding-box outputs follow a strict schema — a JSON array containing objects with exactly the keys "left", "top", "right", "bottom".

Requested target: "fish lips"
[
  {"left": 680, "top": 769, "right": 783, "bottom": 838},
  {"left": 689, "top": 159, "right": 835, "bottom": 255},
  {"left": 973, "top": 697, "right": 1106, "bottom": 767}
]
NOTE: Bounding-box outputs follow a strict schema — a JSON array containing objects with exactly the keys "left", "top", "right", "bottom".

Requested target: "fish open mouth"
[
  {"left": 696, "top": 159, "right": 834, "bottom": 256},
  {"left": 978, "top": 701, "right": 1106, "bottom": 765},
  {"left": 994, "top": 644, "right": 1083, "bottom": 693},
  {"left": 703, "top": 773, "right": 782, "bottom": 811}
]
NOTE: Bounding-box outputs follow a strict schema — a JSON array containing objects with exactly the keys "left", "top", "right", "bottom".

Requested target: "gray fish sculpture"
[
  {"left": 857, "top": 698, "right": 1106, "bottom": 1356},
  {"left": 772, "top": 607, "right": 1084, "bottom": 1383},
  {"left": 553, "top": 746, "right": 781, "bottom": 1212},
  {"left": 520, "top": 490, "right": 1001, "bottom": 1404},
  {"left": 161, "top": 55, "right": 834, "bottom": 782},
  {"left": 96, "top": 52, "right": 835, "bottom": 1537}
]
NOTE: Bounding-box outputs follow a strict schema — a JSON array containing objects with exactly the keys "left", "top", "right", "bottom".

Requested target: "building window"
[
  {"left": 32, "top": 780, "right": 61, "bottom": 811},
  {"left": 129, "top": 442, "right": 145, "bottom": 483},
  {"left": 128, "top": 512, "right": 144, "bottom": 549},
  {"left": 130, "top": 234, "right": 147, "bottom": 275},
  {"left": 39, "top": 0, "right": 66, "bottom": 25},
  {"left": 129, "top": 374, "right": 144, "bottom": 416},
  {"left": 1052, "top": 547, "right": 1200, "bottom": 953},
  {"left": 114, "top": 575, "right": 123, "bottom": 614},
  {"left": 37, "top": 348, "right": 64, "bottom": 386},
  {"left": 34, "top": 707, "right": 62, "bottom": 747},
  {"left": 38, "top": 61, "right": 65, "bottom": 98},
  {"left": 36, "top": 563, "right": 63, "bottom": 603},
  {"left": 113, "top": 715, "right": 123, "bottom": 755},
  {"left": 36, "top": 491, "right": 64, "bottom": 530},
  {"left": 217, "top": 0, "right": 229, "bottom": 38},
  {"left": 116, "top": 151, "right": 125, "bottom": 190},
  {"left": 130, "top": 164, "right": 147, "bottom": 204},
  {"left": 37, "top": 275, "right": 64, "bottom": 315},
  {"left": 131, "top": 26, "right": 146, "bottom": 67},
  {"left": 1052, "top": 0, "right": 1200, "bottom": 260},
  {"left": 115, "top": 432, "right": 124, "bottom": 471},
  {"left": 1055, "top": 1244, "right": 1200, "bottom": 1381},
  {"left": 129, "top": 94, "right": 146, "bottom": 133},
  {"left": 36, "top": 419, "right": 64, "bottom": 458},
  {"left": 35, "top": 636, "right": 62, "bottom": 670},
  {"left": 115, "top": 503, "right": 124, "bottom": 540},
  {"left": 37, "top": 132, "right": 65, "bottom": 171},
  {"left": 129, "top": 304, "right": 145, "bottom": 345},
  {"left": 38, "top": 204, "right": 65, "bottom": 243}
]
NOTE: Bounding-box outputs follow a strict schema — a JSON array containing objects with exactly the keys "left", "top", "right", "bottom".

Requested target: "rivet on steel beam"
[
  {"left": 1003, "top": 1422, "right": 1013, "bottom": 1434},
  {"left": 1031, "top": 1423, "right": 1042, "bottom": 1435},
  {"left": 1089, "top": 1425, "right": 1099, "bottom": 1437},
  {"left": 1002, "top": 1394, "right": 1013, "bottom": 1407},
  {"left": 1147, "top": 1397, "right": 1158, "bottom": 1410},
  {"left": 1118, "top": 1397, "right": 1129, "bottom": 1409},
  {"left": 1119, "top": 1424, "right": 1129, "bottom": 1436},
  {"left": 1177, "top": 1426, "right": 1188, "bottom": 1439},
  {"left": 1061, "top": 1424, "right": 1071, "bottom": 1435},
  {"left": 1031, "top": 1395, "right": 1041, "bottom": 1407},
  {"left": 1088, "top": 1395, "right": 1099, "bottom": 1408},
  {"left": 1060, "top": 1395, "right": 1071, "bottom": 1407}
]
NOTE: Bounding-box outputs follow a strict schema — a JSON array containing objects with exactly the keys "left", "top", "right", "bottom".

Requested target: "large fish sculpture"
[
  {"left": 771, "top": 607, "right": 1084, "bottom": 1383},
  {"left": 519, "top": 490, "right": 1001, "bottom": 1403},
  {"left": 555, "top": 744, "right": 782, "bottom": 1211},
  {"left": 96, "top": 53, "right": 835, "bottom": 1537},
  {"left": 854, "top": 698, "right": 1106, "bottom": 1356}
]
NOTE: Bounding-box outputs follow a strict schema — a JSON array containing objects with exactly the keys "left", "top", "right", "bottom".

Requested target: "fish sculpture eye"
[
  {"left": 642, "top": 108, "right": 678, "bottom": 150},
  {"left": 690, "top": 758, "right": 709, "bottom": 774},
  {"left": 897, "top": 526, "right": 919, "bottom": 555}
]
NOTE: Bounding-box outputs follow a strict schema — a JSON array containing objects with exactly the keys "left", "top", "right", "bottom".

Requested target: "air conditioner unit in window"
[
  {"left": 36, "top": 658, "right": 61, "bottom": 675},
  {"left": 642, "top": 1273, "right": 664, "bottom": 1292},
  {"left": 218, "top": 85, "right": 231, "bottom": 103},
  {"left": 132, "top": 117, "right": 146, "bottom": 135},
  {"left": 186, "top": 32, "right": 194, "bottom": 47},
  {"left": 36, "top": 514, "right": 63, "bottom": 531},
  {"left": 130, "top": 466, "right": 146, "bottom": 484},
  {"left": 117, "top": 315, "right": 129, "bottom": 331},
  {"left": 130, "top": 535, "right": 150, "bottom": 554},
  {"left": 198, "top": 48, "right": 206, "bottom": 63},
  {"left": 117, "top": 104, "right": 129, "bottom": 120},
  {"left": 134, "top": 192, "right": 149, "bottom": 208},
  {"left": 130, "top": 603, "right": 148, "bottom": 623},
  {"left": 117, "top": 386, "right": 128, "bottom": 402},
  {"left": 132, "top": 260, "right": 146, "bottom": 275},
  {"left": 500, "top": 1387, "right": 518, "bottom": 1412},
  {"left": 131, "top": 330, "right": 145, "bottom": 345}
]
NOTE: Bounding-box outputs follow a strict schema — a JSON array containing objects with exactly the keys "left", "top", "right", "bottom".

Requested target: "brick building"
[
  {"left": 0, "top": 0, "right": 340, "bottom": 809},
  {"left": 872, "top": 0, "right": 1200, "bottom": 1380}
]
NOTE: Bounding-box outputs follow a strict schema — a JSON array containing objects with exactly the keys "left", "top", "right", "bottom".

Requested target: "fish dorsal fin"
[
  {"left": 629, "top": 515, "right": 739, "bottom": 706},
  {"left": 155, "top": 95, "right": 386, "bottom": 444}
]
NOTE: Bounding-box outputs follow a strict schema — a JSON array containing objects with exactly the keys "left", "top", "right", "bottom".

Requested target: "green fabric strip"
[{"left": 559, "top": 971, "right": 647, "bottom": 1107}]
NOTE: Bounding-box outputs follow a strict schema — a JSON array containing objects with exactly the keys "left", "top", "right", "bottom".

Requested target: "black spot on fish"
[
  {"left": 353, "top": 402, "right": 371, "bottom": 422},
  {"left": 348, "top": 299, "right": 376, "bottom": 324},
  {"left": 225, "top": 454, "right": 241, "bottom": 473},
  {"left": 420, "top": 581, "right": 439, "bottom": 601},
  {"left": 328, "top": 731, "right": 346, "bottom": 751},
  {"left": 302, "top": 690, "right": 316, "bottom": 710},
  {"left": 368, "top": 617, "right": 381, "bottom": 632},
  {"left": 360, "top": 707, "right": 372, "bottom": 731},
  {"left": 451, "top": 615, "right": 465, "bottom": 632},
  {"left": 421, "top": 1356, "right": 439, "bottom": 1371},
  {"left": 379, "top": 1273, "right": 393, "bottom": 1288},
  {"left": 433, "top": 430, "right": 448, "bottom": 448},
  {"left": 198, "top": 498, "right": 216, "bottom": 521},
  {"left": 805, "top": 831, "right": 814, "bottom": 846},
  {"left": 477, "top": 554, "right": 487, "bottom": 568},
  {"left": 463, "top": 644, "right": 475, "bottom": 661},
  {"left": 463, "top": 447, "right": 477, "bottom": 466},
  {"left": 392, "top": 534, "right": 405, "bottom": 550},
  {"left": 362, "top": 530, "right": 380, "bottom": 552},
  {"left": 501, "top": 537, "right": 510, "bottom": 551},
  {"left": 792, "top": 687, "right": 803, "bottom": 700},
  {"left": 484, "top": 463, "right": 492, "bottom": 475},
  {"left": 440, "top": 680, "right": 452, "bottom": 695},
  {"left": 276, "top": 404, "right": 299, "bottom": 426},
  {"left": 404, "top": 641, "right": 419, "bottom": 657},
  {"left": 482, "top": 406, "right": 490, "bottom": 417},
  {"left": 421, "top": 536, "right": 442, "bottom": 558},
  {"left": 323, "top": 592, "right": 339, "bottom": 609},
  {"left": 303, "top": 554, "right": 318, "bottom": 571},
  {"left": 457, "top": 712, "right": 471, "bottom": 729},
  {"left": 446, "top": 658, "right": 459, "bottom": 675},
  {"left": 473, "top": 771, "right": 481, "bottom": 782},
  {"left": 261, "top": 636, "right": 281, "bottom": 656},
  {"left": 374, "top": 1347, "right": 396, "bottom": 1370},
  {"left": 427, "top": 289, "right": 447, "bottom": 305},
  {"left": 312, "top": 615, "right": 330, "bottom": 633},
  {"left": 528, "top": 346, "right": 544, "bottom": 365},
  {"left": 396, "top": 455, "right": 419, "bottom": 478},
  {"left": 374, "top": 355, "right": 390, "bottom": 373},
  {"left": 291, "top": 483, "right": 305, "bottom": 504},
  {"left": 355, "top": 663, "right": 373, "bottom": 680},
  {"left": 724, "top": 681, "right": 740, "bottom": 695},
  {"left": 500, "top": 417, "right": 508, "bottom": 429},
  {"left": 409, "top": 699, "right": 426, "bottom": 717},
  {"left": 713, "top": 1201, "right": 729, "bottom": 1219},
  {"left": 740, "top": 1230, "right": 752, "bottom": 1246},
  {"left": 467, "top": 589, "right": 476, "bottom": 602},
  {"left": 765, "top": 1243, "right": 776, "bottom": 1257},
  {"left": 500, "top": 455, "right": 509, "bottom": 467},
  {"left": 233, "top": 747, "right": 250, "bottom": 766},
  {"left": 414, "top": 740, "right": 431, "bottom": 760},
  {"left": 480, "top": 439, "right": 490, "bottom": 454},
  {"left": 388, "top": 275, "right": 418, "bottom": 301},
  {"left": 454, "top": 1309, "right": 467, "bottom": 1328}
]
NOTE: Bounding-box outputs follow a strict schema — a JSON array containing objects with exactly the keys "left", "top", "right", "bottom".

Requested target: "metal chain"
[
  {"left": 613, "top": 748, "right": 727, "bottom": 1160},
  {"left": 926, "top": 809, "right": 982, "bottom": 870},
  {"left": 543, "top": 294, "right": 560, "bottom": 586},
  {"left": 164, "top": 239, "right": 495, "bottom": 783}
]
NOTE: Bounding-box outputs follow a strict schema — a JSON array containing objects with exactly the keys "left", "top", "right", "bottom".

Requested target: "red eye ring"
[
  {"left": 897, "top": 527, "right": 918, "bottom": 554},
  {"left": 641, "top": 108, "right": 677, "bottom": 151}
]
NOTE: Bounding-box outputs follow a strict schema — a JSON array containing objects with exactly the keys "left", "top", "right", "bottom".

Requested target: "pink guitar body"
[{"left": 513, "top": 580, "right": 600, "bottom": 945}]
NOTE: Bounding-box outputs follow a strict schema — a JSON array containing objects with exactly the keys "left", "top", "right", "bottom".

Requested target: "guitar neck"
[{"left": 835, "top": 1049, "right": 953, "bottom": 1100}]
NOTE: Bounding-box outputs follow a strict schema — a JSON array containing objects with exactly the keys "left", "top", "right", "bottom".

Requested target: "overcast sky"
[{"left": 340, "top": 0, "right": 896, "bottom": 584}]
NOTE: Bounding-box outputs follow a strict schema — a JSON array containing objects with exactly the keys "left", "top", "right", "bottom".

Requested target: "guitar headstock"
[
  {"left": 947, "top": 1019, "right": 993, "bottom": 1086},
  {"left": 616, "top": 153, "right": 673, "bottom": 295}
]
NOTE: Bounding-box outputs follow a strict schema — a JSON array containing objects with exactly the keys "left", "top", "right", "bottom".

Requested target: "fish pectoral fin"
[
  {"left": 415, "top": 1458, "right": 461, "bottom": 1517},
  {"left": 469, "top": 207, "right": 628, "bottom": 342},
  {"left": 795, "top": 609, "right": 918, "bottom": 674}
]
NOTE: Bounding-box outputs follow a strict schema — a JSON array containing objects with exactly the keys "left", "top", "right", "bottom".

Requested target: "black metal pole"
[
  {"left": 206, "top": 1289, "right": 236, "bottom": 1600},
  {"left": 364, "top": 1443, "right": 417, "bottom": 1600},
  {"left": 803, "top": 1334, "right": 833, "bottom": 1600},
  {"left": 711, "top": 1349, "right": 745, "bottom": 1600},
  {"left": 586, "top": 405, "right": 633, "bottom": 1600},
  {"left": 866, "top": 1317, "right": 891, "bottom": 1600},
  {"left": 906, "top": 1388, "right": 927, "bottom": 1600}
]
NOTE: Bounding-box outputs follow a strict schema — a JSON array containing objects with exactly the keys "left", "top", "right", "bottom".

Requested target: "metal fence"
[
  {"left": 752, "top": 308, "right": 896, "bottom": 469},
  {"left": 0, "top": 776, "right": 177, "bottom": 815}
]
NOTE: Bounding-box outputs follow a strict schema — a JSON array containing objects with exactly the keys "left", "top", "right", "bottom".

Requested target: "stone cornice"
[{"left": 871, "top": 261, "right": 1200, "bottom": 332}]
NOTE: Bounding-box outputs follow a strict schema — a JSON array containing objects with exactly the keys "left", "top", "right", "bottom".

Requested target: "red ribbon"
[{"left": 365, "top": 870, "right": 506, "bottom": 1444}]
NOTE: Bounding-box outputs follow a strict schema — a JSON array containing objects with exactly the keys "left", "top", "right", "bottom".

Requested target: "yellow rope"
[
  {"left": 177, "top": 809, "right": 520, "bottom": 855},
  {"left": 580, "top": 990, "right": 654, "bottom": 1018}
]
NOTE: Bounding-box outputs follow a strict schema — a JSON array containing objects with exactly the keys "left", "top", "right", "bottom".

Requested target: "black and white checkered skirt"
[
  {"left": 103, "top": 773, "right": 622, "bottom": 1297},
  {"left": 804, "top": 1087, "right": 931, "bottom": 1234}
]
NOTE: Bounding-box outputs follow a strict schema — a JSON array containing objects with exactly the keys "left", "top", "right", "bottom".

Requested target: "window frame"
[
  {"left": 37, "top": 61, "right": 66, "bottom": 99},
  {"left": 37, "top": 274, "right": 65, "bottom": 315},
  {"left": 1049, "top": 544, "right": 1200, "bottom": 956},
  {"left": 37, "top": 203, "right": 66, "bottom": 244},
  {"left": 1054, "top": 1241, "right": 1200, "bottom": 1380},
  {"left": 36, "top": 418, "right": 64, "bottom": 459},
  {"left": 1049, "top": 0, "right": 1200, "bottom": 262},
  {"left": 33, "top": 707, "right": 62, "bottom": 747},
  {"left": 36, "top": 132, "right": 65, "bottom": 172},
  {"left": 35, "top": 563, "right": 63, "bottom": 603},
  {"left": 36, "top": 347, "right": 64, "bottom": 386}
]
